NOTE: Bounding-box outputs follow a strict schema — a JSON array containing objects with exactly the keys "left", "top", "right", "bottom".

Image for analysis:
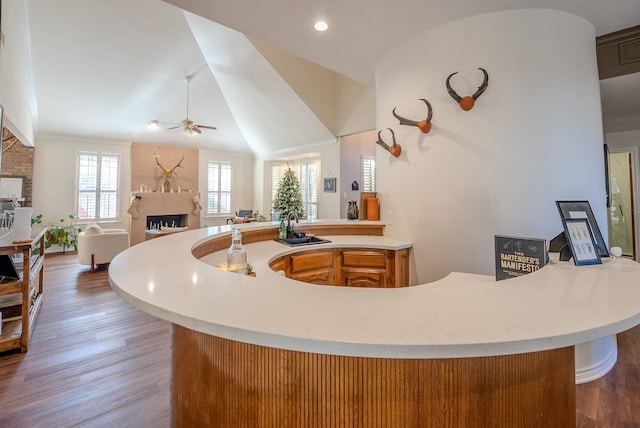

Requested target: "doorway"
[{"left": 607, "top": 148, "right": 637, "bottom": 259}]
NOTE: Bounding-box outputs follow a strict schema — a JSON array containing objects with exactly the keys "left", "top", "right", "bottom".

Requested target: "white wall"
[
  {"left": 335, "top": 76, "right": 376, "bottom": 137},
  {"left": 32, "top": 137, "right": 132, "bottom": 229},
  {"left": 606, "top": 129, "right": 640, "bottom": 150},
  {"left": 376, "top": 9, "right": 607, "bottom": 282},
  {"left": 339, "top": 130, "right": 376, "bottom": 218},
  {"left": 32, "top": 138, "right": 258, "bottom": 231},
  {"left": 0, "top": 0, "right": 36, "bottom": 146}
]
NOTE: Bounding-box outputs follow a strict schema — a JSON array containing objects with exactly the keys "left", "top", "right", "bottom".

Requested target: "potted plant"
[
  {"left": 32, "top": 214, "right": 81, "bottom": 253},
  {"left": 246, "top": 263, "right": 256, "bottom": 277}
]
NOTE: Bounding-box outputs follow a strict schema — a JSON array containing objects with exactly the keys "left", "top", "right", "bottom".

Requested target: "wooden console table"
[{"left": 0, "top": 228, "right": 46, "bottom": 353}]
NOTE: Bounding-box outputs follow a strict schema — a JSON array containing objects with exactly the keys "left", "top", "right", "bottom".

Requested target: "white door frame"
[{"left": 609, "top": 146, "right": 640, "bottom": 261}]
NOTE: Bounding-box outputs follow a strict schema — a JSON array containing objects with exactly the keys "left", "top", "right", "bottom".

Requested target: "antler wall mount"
[
  {"left": 446, "top": 67, "right": 489, "bottom": 111},
  {"left": 154, "top": 148, "right": 185, "bottom": 191},
  {"left": 375, "top": 128, "right": 402, "bottom": 158},
  {"left": 392, "top": 98, "right": 433, "bottom": 134}
]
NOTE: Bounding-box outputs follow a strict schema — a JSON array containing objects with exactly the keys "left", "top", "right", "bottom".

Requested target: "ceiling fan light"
[
  {"left": 148, "top": 120, "right": 159, "bottom": 129},
  {"left": 314, "top": 21, "right": 328, "bottom": 32}
]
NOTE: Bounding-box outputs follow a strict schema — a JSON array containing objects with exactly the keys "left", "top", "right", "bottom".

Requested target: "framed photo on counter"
[
  {"left": 555, "top": 200, "right": 609, "bottom": 257},
  {"left": 562, "top": 218, "right": 602, "bottom": 265}
]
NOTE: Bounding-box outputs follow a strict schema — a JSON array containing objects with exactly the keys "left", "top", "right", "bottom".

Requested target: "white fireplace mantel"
[{"left": 129, "top": 192, "right": 201, "bottom": 245}]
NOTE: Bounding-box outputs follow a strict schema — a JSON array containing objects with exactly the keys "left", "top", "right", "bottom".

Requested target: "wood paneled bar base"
[{"left": 171, "top": 325, "right": 576, "bottom": 427}]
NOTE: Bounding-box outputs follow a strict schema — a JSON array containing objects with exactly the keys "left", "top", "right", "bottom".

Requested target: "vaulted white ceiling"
[{"left": 10, "top": 0, "right": 640, "bottom": 156}]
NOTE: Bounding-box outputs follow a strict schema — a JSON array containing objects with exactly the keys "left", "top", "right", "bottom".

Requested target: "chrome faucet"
[{"left": 286, "top": 211, "right": 299, "bottom": 238}]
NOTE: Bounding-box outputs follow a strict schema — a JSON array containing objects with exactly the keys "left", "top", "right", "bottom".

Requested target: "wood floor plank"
[
  {"left": 0, "top": 254, "right": 171, "bottom": 427},
  {"left": 0, "top": 253, "right": 638, "bottom": 427}
]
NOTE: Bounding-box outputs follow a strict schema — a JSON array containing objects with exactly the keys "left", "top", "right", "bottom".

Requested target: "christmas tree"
[{"left": 273, "top": 168, "right": 305, "bottom": 219}]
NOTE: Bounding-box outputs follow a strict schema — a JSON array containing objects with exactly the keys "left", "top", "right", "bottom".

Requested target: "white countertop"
[{"left": 108, "top": 221, "right": 640, "bottom": 358}]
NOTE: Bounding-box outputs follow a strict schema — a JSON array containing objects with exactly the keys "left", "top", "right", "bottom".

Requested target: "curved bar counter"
[{"left": 109, "top": 221, "right": 640, "bottom": 427}]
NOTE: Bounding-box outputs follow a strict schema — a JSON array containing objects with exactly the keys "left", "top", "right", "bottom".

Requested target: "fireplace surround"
[{"left": 129, "top": 192, "right": 200, "bottom": 245}]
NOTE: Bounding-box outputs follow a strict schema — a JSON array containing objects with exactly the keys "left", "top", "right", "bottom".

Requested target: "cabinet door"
[
  {"left": 340, "top": 249, "right": 388, "bottom": 288},
  {"left": 289, "top": 250, "right": 335, "bottom": 285},
  {"left": 269, "top": 256, "right": 285, "bottom": 272},
  {"left": 343, "top": 268, "right": 386, "bottom": 288}
]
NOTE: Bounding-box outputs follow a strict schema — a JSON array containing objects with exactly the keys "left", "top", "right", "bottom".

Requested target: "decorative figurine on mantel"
[{"left": 154, "top": 148, "right": 185, "bottom": 192}]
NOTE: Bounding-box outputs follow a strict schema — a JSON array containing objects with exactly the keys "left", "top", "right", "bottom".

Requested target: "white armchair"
[{"left": 78, "top": 224, "right": 130, "bottom": 273}]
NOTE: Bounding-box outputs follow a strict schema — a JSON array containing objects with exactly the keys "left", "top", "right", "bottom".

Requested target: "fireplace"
[
  {"left": 147, "top": 214, "right": 187, "bottom": 230},
  {"left": 129, "top": 192, "right": 200, "bottom": 245}
]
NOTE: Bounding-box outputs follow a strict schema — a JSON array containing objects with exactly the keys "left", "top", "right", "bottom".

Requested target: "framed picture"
[
  {"left": 562, "top": 218, "right": 602, "bottom": 265},
  {"left": 0, "top": 176, "right": 24, "bottom": 199},
  {"left": 323, "top": 177, "right": 336, "bottom": 193},
  {"left": 555, "top": 200, "right": 609, "bottom": 257}
]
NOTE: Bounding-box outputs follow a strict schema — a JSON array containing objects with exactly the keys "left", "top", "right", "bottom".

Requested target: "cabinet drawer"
[
  {"left": 342, "top": 250, "right": 387, "bottom": 268},
  {"left": 290, "top": 250, "right": 334, "bottom": 273}
]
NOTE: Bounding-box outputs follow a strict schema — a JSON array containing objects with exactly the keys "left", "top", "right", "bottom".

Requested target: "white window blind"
[
  {"left": 271, "top": 163, "right": 288, "bottom": 209},
  {"left": 207, "top": 162, "right": 232, "bottom": 216},
  {"left": 362, "top": 156, "right": 376, "bottom": 192},
  {"left": 77, "top": 152, "right": 120, "bottom": 221},
  {"left": 297, "top": 160, "right": 319, "bottom": 220}
]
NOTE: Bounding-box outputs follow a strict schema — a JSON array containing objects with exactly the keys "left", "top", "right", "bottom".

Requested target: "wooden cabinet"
[
  {"left": 0, "top": 228, "right": 46, "bottom": 353},
  {"left": 269, "top": 256, "right": 285, "bottom": 273},
  {"left": 288, "top": 250, "right": 335, "bottom": 285},
  {"left": 339, "top": 249, "right": 389, "bottom": 288},
  {"left": 269, "top": 246, "right": 410, "bottom": 288}
]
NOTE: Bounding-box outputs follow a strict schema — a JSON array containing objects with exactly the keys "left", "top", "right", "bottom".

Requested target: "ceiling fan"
[{"left": 150, "top": 75, "right": 217, "bottom": 135}]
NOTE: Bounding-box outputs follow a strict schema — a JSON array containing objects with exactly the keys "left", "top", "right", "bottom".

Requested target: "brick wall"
[{"left": 1, "top": 128, "right": 34, "bottom": 207}]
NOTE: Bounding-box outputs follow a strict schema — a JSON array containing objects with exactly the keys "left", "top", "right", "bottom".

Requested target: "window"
[
  {"left": 207, "top": 162, "right": 232, "bottom": 216},
  {"left": 271, "top": 162, "right": 288, "bottom": 209},
  {"left": 77, "top": 152, "right": 120, "bottom": 221},
  {"left": 270, "top": 161, "right": 319, "bottom": 220},
  {"left": 297, "top": 160, "right": 319, "bottom": 220},
  {"left": 362, "top": 155, "right": 376, "bottom": 192}
]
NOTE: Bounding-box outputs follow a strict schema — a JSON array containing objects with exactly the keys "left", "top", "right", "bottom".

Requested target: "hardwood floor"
[
  {"left": 576, "top": 327, "right": 640, "bottom": 427},
  {"left": 0, "top": 253, "right": 638, "bottom": 427},
  {"left": 0, "top": 253, "right": 171, "bottom": 427}
]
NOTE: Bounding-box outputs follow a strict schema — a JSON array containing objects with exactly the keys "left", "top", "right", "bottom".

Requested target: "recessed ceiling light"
[{"left": 314, "top": 21, "right": 328, "bottom": 32}]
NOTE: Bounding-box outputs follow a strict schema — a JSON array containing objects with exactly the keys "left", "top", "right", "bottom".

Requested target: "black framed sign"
[
  {"left": 323, "top": 177, "right": 336, "bottom": 193},
  {"left": 562, "top": 218, "right": 602, "bottom": 265},
  {"left": 555, "top": 200, "right": 609, "bottom": 257}
]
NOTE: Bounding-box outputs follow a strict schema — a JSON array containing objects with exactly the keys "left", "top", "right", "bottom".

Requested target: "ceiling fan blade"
[
  {"left": 193, "top": 127, "right": 203, "bottom": 134},
  {"left": 196, "top": 125, "right": 217, "bottom": 130},
  {"left": 166, "top": 126, "right": 181, "bottom": 130}
]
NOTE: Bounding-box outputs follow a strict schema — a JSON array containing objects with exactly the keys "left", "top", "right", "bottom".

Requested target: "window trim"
[
  {"left": 75, "top": 151, "right": 121, "bottom": 223},
  {"left": 362, "top": 154, "right": 376, "bottom": 193},
  {"left": 297, "top": 158, "right": 319, "bottom": 221},
  {"left": 206, "top": 161, "right": 232, "bottom": 217}
]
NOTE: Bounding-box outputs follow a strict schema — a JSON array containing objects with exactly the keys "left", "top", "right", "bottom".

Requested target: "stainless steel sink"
[{"left": 274, "top": 236, "right": 331, "bottom": 246}]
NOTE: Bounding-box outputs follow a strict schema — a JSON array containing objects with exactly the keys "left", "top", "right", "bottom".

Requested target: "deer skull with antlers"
[
  {"left": 375, "top": 128, "right": 402, "bottom": 158},
  {"left": 446, "top": 67, "right": 489, "bottom": 111},
  {"left": 154, "top": 149, "right": 185, "bottom": 191},
  {"left": 155, "top": 149, "right": 185, "bottom": 179},
  {"left": 392, "top": 98, "right": 433, "bottom": 134}
]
